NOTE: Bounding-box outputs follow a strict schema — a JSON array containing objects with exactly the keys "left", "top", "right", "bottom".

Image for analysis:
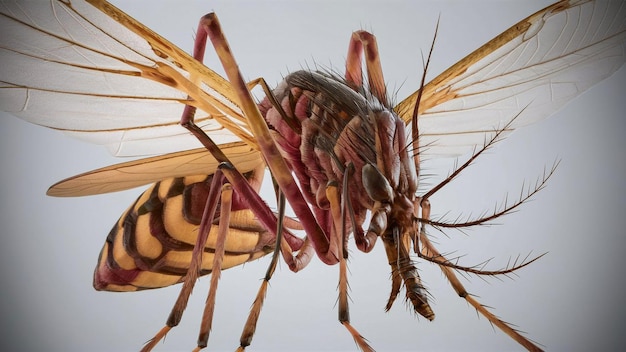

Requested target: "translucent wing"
[
  {"left": 0, "top": 0, "right": 257, "bottom": 156},
  {"left": 395, "top": 0, "right": 626, "bottom": 158},
  {"left": 0, "top": 0, "right": 267, "bottom": 195},
  {"left": 2, "top": 0, "right": 624, "bottom": 199},
  {"left": 47, "top": 142, "right": 261, "bottom": 197}
]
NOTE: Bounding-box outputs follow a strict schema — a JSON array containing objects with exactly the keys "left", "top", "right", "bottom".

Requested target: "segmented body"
[
  {"left": 260, "top": 70, "right": 433, "bottom": 319},
  {"left": 94, "top": 167, "right": 302, "bottom": 291}
]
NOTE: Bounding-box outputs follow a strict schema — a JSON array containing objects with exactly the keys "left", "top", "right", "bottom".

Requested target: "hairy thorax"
[{"left": 260, "top": 71, "right": 418, "bottom": 251}]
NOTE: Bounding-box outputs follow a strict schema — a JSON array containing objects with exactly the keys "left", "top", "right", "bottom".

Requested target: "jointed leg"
[
  {"left": 183, "top": 12, "right": 325, "bottom": 265},
  {"left": 345, "top": 30, "right": 387, "bottom": 106},
  {"left": 200, "top": 13, "right": 338, "bottom": 265},
  {"left": 236, "top": 190, "right": 286, "bottom": 351},
  {"left": 326, "top": 180, "right": 373, "bottom": 352},
  {"left": 193, "top": 183, "right": 233, "bottom": 351},
  {"left": 142, "top": 14, "right": 314, "bottom": 351},
  {"left": 142, "top": 170, "right": 226, "bottom": 352}
]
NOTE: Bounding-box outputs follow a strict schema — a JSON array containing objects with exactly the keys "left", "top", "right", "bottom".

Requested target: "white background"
[{"left": 1, "top": 1, "right": 625, "bottom": 351}]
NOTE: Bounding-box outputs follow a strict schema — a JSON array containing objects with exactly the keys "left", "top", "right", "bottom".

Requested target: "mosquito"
[{"left": 3, "top": 0, "right": 623, "bottom": 349}]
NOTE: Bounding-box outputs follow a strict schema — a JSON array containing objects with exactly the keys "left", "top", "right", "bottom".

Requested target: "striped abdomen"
[{"left": 94, "top": 167, "right": 279, "bottom": 292}]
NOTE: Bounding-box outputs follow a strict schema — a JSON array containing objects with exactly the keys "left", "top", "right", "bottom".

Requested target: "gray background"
[{"left": 1, "top": 1, "right": 625, "bottom": 351}]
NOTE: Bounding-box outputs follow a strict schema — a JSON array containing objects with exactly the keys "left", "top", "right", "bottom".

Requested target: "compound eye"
[{"left": 362, "top": 163, "right": 394, "bottom": 203}]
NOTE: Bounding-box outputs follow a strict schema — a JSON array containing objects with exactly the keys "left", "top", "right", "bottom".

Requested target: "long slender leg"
[
  {"left": 345, "top": 32, "right": 387, "bottom": 253},
  {"left": 142, "top": 14, "right": 307, "bottom": 349},
  {"left": 180, "top": 12, "right": 306, "bottom": 256},
  {"left": 142, "top": 170, "right": 226, "bottom": 352},
  {"left": 326, "top": 180, "right": 374, "bottom": 352},
  {"left": 345, "top": 30, "right": 387, "bottom": 106},
  {"left": 419, "top": 200, "right": 543, "bottom": 352},
  {"left": 181, "top": 122, "right": 306, "bottom": 252},
  {"left": 236, "top": 189, "right": 286, "bottom": 351},
  {"left": 242, "top": 77, "right": 319, "bottom": 272},
  {"left": 200, "top": 13, "right": 338, "bottom": 265},
  {"left": 178, "top": 16, "right": 322, "bottom": 350},
  {"left": 194, "top": 183, "right": 233, "bottom": 350}
]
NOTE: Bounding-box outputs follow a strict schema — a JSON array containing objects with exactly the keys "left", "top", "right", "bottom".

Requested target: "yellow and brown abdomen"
[{"left": 94, "top": 172, "right": 276, "bottom": 292}]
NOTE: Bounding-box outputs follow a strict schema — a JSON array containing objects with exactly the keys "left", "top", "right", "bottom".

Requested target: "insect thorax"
[{"left": 261, "top": 70, "right": 418, "bottom": 246}]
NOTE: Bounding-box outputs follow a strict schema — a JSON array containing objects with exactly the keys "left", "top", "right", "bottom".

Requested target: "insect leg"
[
  {"left": 200, "top": 13, "right": 339, "bottom": 265},
  {"left": 178, "top": 14, "right": 306, "bottom": 254},
  {"left": 345, "top": 32, "right": 364, "bottom": 88},
  {"left": 419, "top": 200, "right": 544, "bottom": 352},
  {"left": 244, "top": 77, "right": 320, "bottom": 271},
  {"left": 194, "top": 183, "right": 233, "bottom": 350},
  {"left": 142, "top": 169, "right": 226, "bottom": 352},
  {"left": 218, "top": 163, "right": 312, "bottom": 271},
  {"left": 235, "top": 189, "right": 286, "bottom": 351},
  {"left": 326, "top": 178, "right": 374, "bottom": 352},
  {"left": 247, "top": 77, "right": 302, "bottom": 135},
  {"left": 345, "top": 31, "right": 387, "bottom": 105}
]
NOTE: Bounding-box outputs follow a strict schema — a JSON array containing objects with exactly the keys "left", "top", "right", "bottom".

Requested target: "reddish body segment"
[{"left": 260, "top": 71, "right": 433, "bottom": 318}]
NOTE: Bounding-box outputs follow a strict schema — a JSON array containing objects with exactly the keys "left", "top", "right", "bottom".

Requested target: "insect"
[{"left": 1, "top": 0, "right": 624, "bottom": 351}]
